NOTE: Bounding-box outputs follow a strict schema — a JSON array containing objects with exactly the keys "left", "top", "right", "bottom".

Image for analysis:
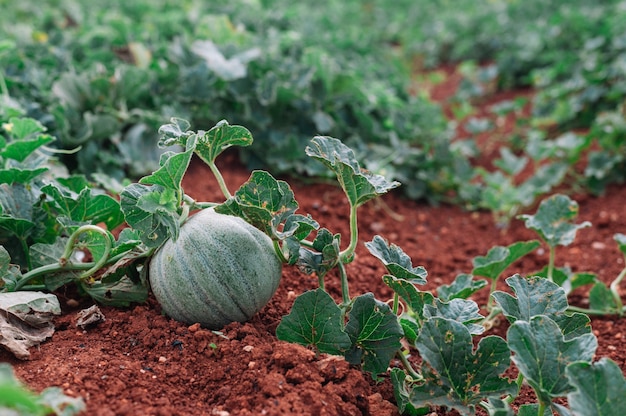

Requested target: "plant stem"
[
  {"left": 14, "top": 249, "right": 150, "bottom": 291},
  {"left": 481, "top": 306, "right": 502, "bottom": 330},
  {"left": 339, "top": 203, "right": 359, "bottom": 262},
  {"left": 392, "top": 292, "right": 399, "bottom": 315},
  {"left": 609, "top": 265, "right": 626, "bottom": 316},
  {"left": 338, "top": 262, "right": 350, "bottom": 306},
  {"left": 486, "top": 277, "right": 499, "bottom": 311},
  {"left": 61, "top": 225, "right": 113, "bottom": 280},
  {"left": 272, "top": 240, "right": 288, "bottom": 264},
  {"left": 566, "top": 305, "right": 623, "bottom": 316},
  {"left": 208, "top": 161, "right": 231, "bottom": 199},
  {"left": 547, "top": 246, "right": 556, "bottom": 282},
  {"left": 396, "top": 350, "right": 422, "bottom": 381}
]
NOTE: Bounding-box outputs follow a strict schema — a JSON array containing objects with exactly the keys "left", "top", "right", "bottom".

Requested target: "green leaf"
[
  {"left": 437, "top": 273, "right": 488, "bottom": 301},
  {"left": 345, "top": 293, "right": 403, "bottom": 379},
  {"left": 365, "top": 236, "right": 427, "bottom": 283},
  {"left": 412, "top": 317, "right": 516, "bottom": 414},
  {"left": 508, "top": 316, "right": 597, "bottom": 404},
  {"left": 79, "top": 274, "right": 148, "bottom": 307},
  {"left": 296, "top": 228, "right": 340, "bottom": 279},
  {"left": 194, "top": 120, "right": 253, "bottom": 165},
  {"left": 1, "top": 135, "right": 55, "bottom": 163},
  {"left": 0, "top": 246, "right": 21, "bottom": 290},
  {"left": 382, "top": 274, "right": 435, "bottom": 323},
  {"left": 157, "top": 117, "right": 192, "bottom": 147},
  {"left": 306, "top": 136, "right": 400, "bottom": 207},
  {"left": 139, "top": 136, "right": 195, "bottom": 193},
  {"left": 518, "top": 194, "right": 591, "bottom": 247},
  {"left": 29, "top": 239, "right": 81, "bottom": 291},
  {"left": 216, "top": 170, "right": 299, "bottom": 239},
  {"left": 481, "top": 398, "right": 514, "bottom": 416},
  {"left": 0, "top": 363, "right": 45, "bottom": 414},
  {"left": 423, "top": 298, "right": 485, "bottom": 335},
  {"left": 493, "top": 275, "right": 592, "bottom": 338},
  {"left": 41, "top": 183, "right": 124, "bottom": 230},
  {"left": 472, "top": 240, "right": 540, "bottom": 280},
  {"left": 567, "top": 358, "right": 626, "bottom": 416},
  {"left": 4, "top": 117, "right": 46, "bottom": 140},
  {"left": 275, "top": 288, "right": 351, "bottom": 355},
  {"left": 589, "top": 282, "right": 621, "bottom": 314},
  {"left": 120, "top": 183, "right": 180, "bottom": 248},
  {"left": 390, "top": 368, "right": 430, "bottom": 416},
  {"left": 0, "top": 167, "right": 48, "bottom": 185},
  {"left": 492, "top": 275, "right": 568, "bottom": 323}
]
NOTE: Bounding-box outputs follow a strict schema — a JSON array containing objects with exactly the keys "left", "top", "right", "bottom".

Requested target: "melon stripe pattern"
[{"left": 149, "top": 209, "right": 282, "bottom": 330}]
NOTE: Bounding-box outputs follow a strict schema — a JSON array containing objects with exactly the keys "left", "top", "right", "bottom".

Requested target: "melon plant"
[{"left": 148, "top": 208, "right": 282, "bottom": 330}]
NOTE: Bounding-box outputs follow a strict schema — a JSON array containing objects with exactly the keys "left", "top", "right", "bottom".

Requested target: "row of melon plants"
[{"left": 2, "top": 110, "right": 626, "bottom": 415}]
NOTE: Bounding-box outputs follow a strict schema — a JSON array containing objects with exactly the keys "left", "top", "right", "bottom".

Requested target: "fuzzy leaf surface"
[
  {"left": 216, "top": 170, "right": 298, "bottom": 239},
  {"left": 437, "top": 273, "right": 488, "bottom": 301},
  {"left": 566, "top": 358, "right": 626, "bottom": 416},
  {"left": 493, "top": 274, "right": 592, "bottom": 338},
  {"left": 423, "top": 298, "right": 485, "bottom": 335},
  {"left": 275, "top": 288, "right": 351, "bottom": 355},
  {"left": 139, "top": 136, "right": 195, "bottom": 193},
  {"left": 412, "top": 317, "right": 515, "bottom": 414},
  {"left": 508, "top": 316, "right": 597, "bottom": 404},
  {"left": 306, "top": 136, "right": 400, "bottom": 207},
  {"left": 194, "top": 120, "right": 253, "bottom": 164},
  {"left": 366, "top": 236, "right": 427, "bottom": 283},
  {"left": 472, "top": 240, "right": 540, "bottom": 280},
  {"left": 296, "top": 228, "right": 340, "bottom": 278},
  {"left": 345, "top": 293, "right": 403, "bottom": 379},
  {"left": 518, "top": 194, "right": 591, "bottom": 247},
  {"left": 120, "top": 184, "right": 179, "bottom": 248}
]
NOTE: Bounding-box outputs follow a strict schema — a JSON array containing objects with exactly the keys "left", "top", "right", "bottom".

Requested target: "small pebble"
[
  {"left": 158, "top": 356, "right": 167, "bottom": 363},
  {"left": 188, "top": 323, "right": 201, "bottom": 333},
  {"left": 243, "top": 345, "right": 254, "bottom": 352}
]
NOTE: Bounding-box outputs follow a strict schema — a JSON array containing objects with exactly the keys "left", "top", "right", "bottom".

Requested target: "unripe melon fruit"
[{"left": 148, "top": 209, "right": 282, "bottom": 329}]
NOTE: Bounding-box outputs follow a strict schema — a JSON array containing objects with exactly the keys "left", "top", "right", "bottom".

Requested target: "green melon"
[{"left": 148, "top": 208, "right": 282, "bottom": 329}]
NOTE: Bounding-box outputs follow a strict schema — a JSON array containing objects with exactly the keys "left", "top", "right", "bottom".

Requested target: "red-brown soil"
[{"left": 3, "top": 69, "right": 626, "bottom": 415}]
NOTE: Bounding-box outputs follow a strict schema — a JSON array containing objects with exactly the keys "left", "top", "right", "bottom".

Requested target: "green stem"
[
  {"left": 60, "top": 225, "right": 113, "bottom": 281},
  {"left": 396, "top": 350, "right": 422, "bottom": 381},
  {"left": 547, "top": 246, "right": 556, "bottom": 282},
  {"left": 392, "top": 292, "right": 399, "bottom": 315},
  {"left": 609, "top": 265, "right": 626, "bottom": 315},
  {"left": 537, "top": 400, "right": 547, "bottom": 416},
  {"left": 339, "top": 203, "right": 359, "bottom": 263},
  {"left": 481, "top": 306, "right": 502, "bottom": 330},
  {"left": 208, "top": 161, "right": 231, "bottom": 199},
  {"left": 272, "top": 240, "right": 288, "bottom": 264},
  {"left": 566, "top": 304, "right": 624, "bottom": 316},
  {"left": 338, "top": 262, "right": 350, "bottom": 306},
  {"left": 14, "top": 248, "right": 151, "bottom": 291},
  {"left": 486, "top": 276, "right": 499, "bottom": 311}
]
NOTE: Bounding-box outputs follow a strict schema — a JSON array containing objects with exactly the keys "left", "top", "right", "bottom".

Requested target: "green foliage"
[
  {"left": 567, "top": 358, "right": 626, "bottom": 416},
  {"left": 0, "top": 363, "right": 85, "bottom": 415}
]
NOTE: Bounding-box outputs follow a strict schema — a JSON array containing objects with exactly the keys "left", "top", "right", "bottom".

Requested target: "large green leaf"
[
  {"left": 365, "top": 235, "right": 427, "bottom": 283},
  {"left": 493, "top": 275, "right": 568, "bottom": 323},
  {"left": 216, "top": 170, "right": 299, "bottom": 239},
  {"left": 472, "top": 240, "right": 540, "bottom": 280},
  {"left": 275, "top": 288, "right": 351, "bottom": 355},
  {"left": 345, "top": 293, "right": 403, "bottom": 379},
  {"left": 493, "top": 275, "right": 592, "bottom": 339},
  {"left": 0, "top": 167, "right": 48, "bottom": 185},
  {"left": 508, "top": 316, "right": 597, "bottom": 404},
  {"left": 41, "top": 183, "right": 124, "bottom": 230},
  {"left": 518, "top": 194, "right": 591, "bottom": 247},
  {"left": 566, "top": 358, "right": 626, "bottom": 416},
  {"left": 306, "top": 136, "right": 400, "bottom": 207},
  {"left": 412, "top": 317, "right": 516, "bottom": 414}
]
